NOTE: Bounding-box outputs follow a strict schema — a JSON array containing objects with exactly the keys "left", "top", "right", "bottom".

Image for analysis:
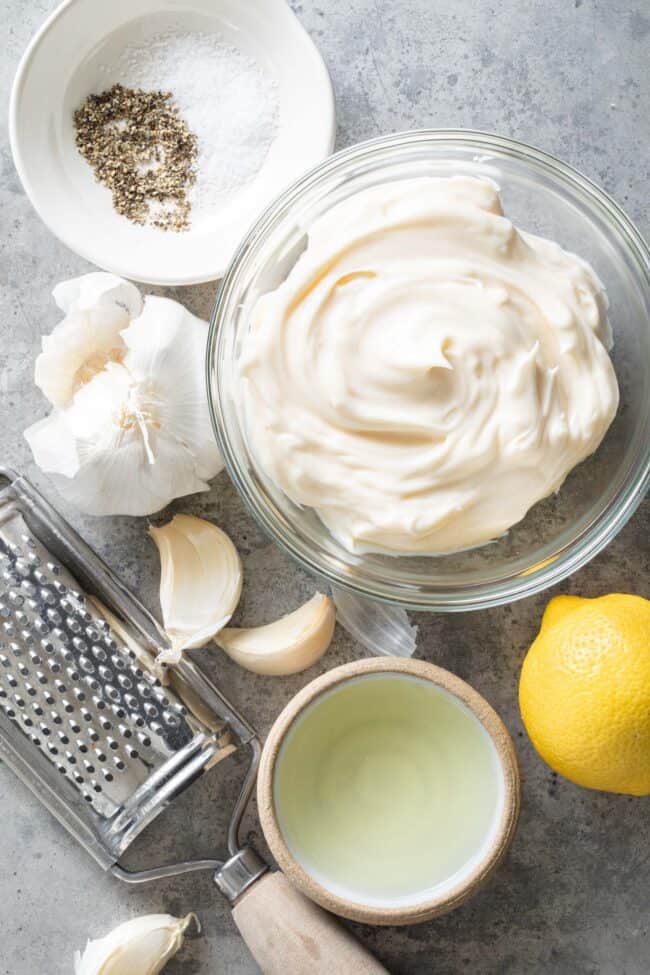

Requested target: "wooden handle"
[{"left": 232, "top": 872, "right": 389, "bottom": 975}]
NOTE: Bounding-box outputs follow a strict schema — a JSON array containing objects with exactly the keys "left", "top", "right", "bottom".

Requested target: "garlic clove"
[
  {"left": 150, "top": 514, "right": 242, "bottom": 665},
  {"left": 74, "top": 912, "right": 196, "bottom": 975},
  {"left": 37, "top": 273, "right": 142, "bottom": 409},
  {"left": 217, "top": 593, "right": 336, "bottom": 675}
]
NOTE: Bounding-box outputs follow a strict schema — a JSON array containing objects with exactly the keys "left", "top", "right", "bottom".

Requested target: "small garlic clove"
[
  {"left": 150, "top": 514, "right": 242, "bottom": 665},
  {"left": 217, "top": 593, "right": 336, "bottom": 676},
  {"left": 74, "top": 912, "right": 197, "bottom": 975}
]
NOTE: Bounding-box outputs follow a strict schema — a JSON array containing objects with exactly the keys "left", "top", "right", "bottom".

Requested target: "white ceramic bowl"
[{"left": 10, "top": 0, "right": 335, "bottom": 285}]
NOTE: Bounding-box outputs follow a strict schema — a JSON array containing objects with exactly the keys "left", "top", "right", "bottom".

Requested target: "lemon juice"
[{"left": 274, "top": 674, "right": 503, "bottom": 905}]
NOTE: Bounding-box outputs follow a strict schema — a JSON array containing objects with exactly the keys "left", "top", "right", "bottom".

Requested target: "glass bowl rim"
[{"left": 207, "top": 128, "right": 650, "bottom": 611}]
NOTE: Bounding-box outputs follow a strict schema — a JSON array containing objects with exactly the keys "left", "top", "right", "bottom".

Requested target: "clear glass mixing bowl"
[{"left": 207, "top": 130, "right": 650, "bottom": 611}]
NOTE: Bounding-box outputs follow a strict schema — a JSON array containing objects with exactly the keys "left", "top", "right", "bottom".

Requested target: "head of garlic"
[
  {"left": 74, "top": 912, "right": 197, "bottom": 975},
  {"left": 24, "top": 273, "right": 223, "bottom": 517}
]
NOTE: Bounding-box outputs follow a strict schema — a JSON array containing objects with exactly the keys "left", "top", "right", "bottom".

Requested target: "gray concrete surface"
[{"left": 1, "top": 1, "right": 649, "bottom": 973}]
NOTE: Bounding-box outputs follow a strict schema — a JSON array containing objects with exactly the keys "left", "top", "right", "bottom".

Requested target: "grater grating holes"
[{"left": 0, "top": 514, "right": 200, "bottom": 824}]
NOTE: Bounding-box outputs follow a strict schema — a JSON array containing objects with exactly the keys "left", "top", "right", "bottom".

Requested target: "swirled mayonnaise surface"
[{"left": 239, "top": 177, "right": 619, "bottom": 555}]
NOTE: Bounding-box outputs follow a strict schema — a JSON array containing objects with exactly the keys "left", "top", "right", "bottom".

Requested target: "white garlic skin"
[
  {"left": 35, "top": 273, "right": 142, "bottom": 409},
  {"left": 330, "top": 588, "right": 417, "bottom": 658},
  {"left": 74, "top": 913, "right": 196, "bottom": 975}
]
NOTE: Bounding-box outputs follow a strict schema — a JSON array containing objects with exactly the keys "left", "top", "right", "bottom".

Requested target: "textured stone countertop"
[{"left": 1, "top": 1, "right": 648, "bottom": 973}]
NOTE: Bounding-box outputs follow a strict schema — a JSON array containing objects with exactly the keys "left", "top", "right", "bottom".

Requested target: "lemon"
[{"left": 519, "top": 593, "right": 650, "bottom": 796}]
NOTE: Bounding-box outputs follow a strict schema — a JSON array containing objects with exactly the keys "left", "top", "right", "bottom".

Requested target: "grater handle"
[{"left": 232, "top": 872, "right": 389, "bottom": 975}]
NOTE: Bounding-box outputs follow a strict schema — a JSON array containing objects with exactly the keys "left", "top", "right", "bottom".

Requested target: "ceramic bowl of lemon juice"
[{"left": 257, "top": 658, "right": 520, "bottom": 925}]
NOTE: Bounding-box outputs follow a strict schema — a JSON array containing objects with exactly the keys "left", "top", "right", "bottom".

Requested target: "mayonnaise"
[{"left": 239, "top": 177, "right": 619, "bottom": 555}]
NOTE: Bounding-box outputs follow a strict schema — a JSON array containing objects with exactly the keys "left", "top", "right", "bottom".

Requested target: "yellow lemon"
[{"left": 519, "top": 593, "right": 650, "bottom": 796}]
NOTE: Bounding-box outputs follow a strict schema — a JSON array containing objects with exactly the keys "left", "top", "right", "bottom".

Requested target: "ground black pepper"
[{"left": 73, "top": 83, "right": 198, "bottom": 232}]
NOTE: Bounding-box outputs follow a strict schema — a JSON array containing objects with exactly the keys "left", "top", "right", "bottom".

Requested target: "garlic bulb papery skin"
[
  {"left": 24, "top": 275, "right": 223, "bottom": 517},
  {"left": 217, "top": 593, "right": 336, "bottom": 675},
  {"left": 74, "top": 913, "right": 197, "bottom": 975},
  {"left": 36, "top": 273, "right": 143, "bottom": 409},
  {"left": 331, "top": 588, "right": 417, "bottom": 658},
  {"left": 150, "top": 514, "right": 242, "bottom": 665}
]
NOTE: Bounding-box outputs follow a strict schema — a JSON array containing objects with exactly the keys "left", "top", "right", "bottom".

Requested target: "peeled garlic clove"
[
  {"left": 150, "top": 514, "right": 242, "bottom": 665},
  {"left": 74, "top": 913, "right": 196, "bottom": 975},
  {"left": 217, "top": 593, "right": 336, "bottom": 675}
]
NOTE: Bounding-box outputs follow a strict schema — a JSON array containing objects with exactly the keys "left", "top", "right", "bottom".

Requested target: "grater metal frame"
[
  {"left": 0, "top": 471, "right": 394, "bottom": 972},
  {"left": 0, "top": 468, "right": 262, "bottom": 886}
]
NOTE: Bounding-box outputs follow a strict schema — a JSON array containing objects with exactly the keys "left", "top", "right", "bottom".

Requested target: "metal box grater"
[
  {"left": 0, "top": 470, "right": 390, "bottom": 975},
  {"left": 0, "top": 467, "right": 263, "bottom": 890}
]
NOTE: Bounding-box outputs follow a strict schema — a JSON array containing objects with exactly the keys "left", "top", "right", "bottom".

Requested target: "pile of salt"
[{"left": 99, "top": 28, "right": 279, "bottom": 222}]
